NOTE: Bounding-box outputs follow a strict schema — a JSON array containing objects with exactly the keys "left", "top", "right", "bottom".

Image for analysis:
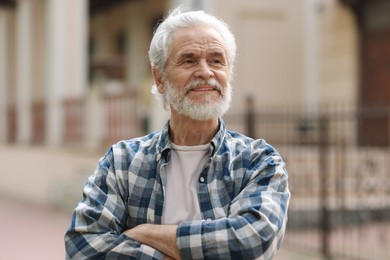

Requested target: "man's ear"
[{"left": 152, "top": 66, "right": 165, "bottom": 94}]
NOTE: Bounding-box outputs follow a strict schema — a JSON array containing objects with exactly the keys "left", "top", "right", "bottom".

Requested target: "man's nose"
[{"left": 194, "top": 60, "right": 214, "bottom": 79}]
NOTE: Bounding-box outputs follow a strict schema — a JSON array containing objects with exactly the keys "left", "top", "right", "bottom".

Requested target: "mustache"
[{"left": 184, "top": 79, "right": 222, "bottom": 94}]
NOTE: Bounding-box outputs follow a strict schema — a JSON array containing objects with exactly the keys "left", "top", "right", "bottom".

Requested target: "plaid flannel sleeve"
[
  {"left": 176, "top": 150, "right": 290, "bottom": 260},
  {"left": 64, "top": 148, "right": 165, "bottom": 260}
]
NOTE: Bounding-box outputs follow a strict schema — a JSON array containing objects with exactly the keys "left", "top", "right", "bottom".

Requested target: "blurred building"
[
  {"left": 0, "top": 0, "right": 389, "bottom": 148},
  {"left": 2, "top": 2, "right": 390, "bottom": 258}
]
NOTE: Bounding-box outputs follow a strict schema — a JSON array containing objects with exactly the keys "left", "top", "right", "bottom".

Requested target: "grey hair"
[{"left": 148, "top": 8, "right": 237, "bottom": 75}]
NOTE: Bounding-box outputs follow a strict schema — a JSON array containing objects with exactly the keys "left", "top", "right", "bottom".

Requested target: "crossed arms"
[{"left": 64, "top": 147, "right": 290, "bottom": 259}]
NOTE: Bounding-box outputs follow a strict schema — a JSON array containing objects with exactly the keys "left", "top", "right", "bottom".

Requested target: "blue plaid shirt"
[{"left": 65, "top": 120, "right": 290, "bottom": 259}]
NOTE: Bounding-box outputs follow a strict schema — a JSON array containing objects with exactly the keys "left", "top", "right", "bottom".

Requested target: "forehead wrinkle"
[
  {"left": 167, "top": 26, "right": 228, "bottom": 65},
  {"left": 177, "top": 46, "right": 226, "bottom": 59}
]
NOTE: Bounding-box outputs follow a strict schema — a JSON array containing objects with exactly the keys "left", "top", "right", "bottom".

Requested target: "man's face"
[{"left": 158, "top": 25, "right": 232, "bottom": 120}]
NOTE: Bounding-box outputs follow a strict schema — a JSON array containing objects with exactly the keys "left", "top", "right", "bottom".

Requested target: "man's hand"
[{"left": 124, "top": 224, "right": 180, "bottom": 260}]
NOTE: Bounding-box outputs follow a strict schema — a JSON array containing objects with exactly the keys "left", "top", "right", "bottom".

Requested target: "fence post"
[
  {"left": 388, "top": 107, "right": 390, "bottom": 146},
  {"left": 319, "top": 114, "right": 331, "bottom": 259}
]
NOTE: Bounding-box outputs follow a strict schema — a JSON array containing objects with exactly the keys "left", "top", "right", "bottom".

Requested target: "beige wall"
[
  {"left": 318, "top": 0, "right": 358, "bottom": 106},
  {"left": 213, "top": 0, "right": 305, "bottom": 113},
  {"left": 211, "top": 0, "right": 358, "bottom": 113}
]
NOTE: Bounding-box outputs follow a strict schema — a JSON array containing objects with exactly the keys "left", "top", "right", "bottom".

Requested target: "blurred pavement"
[{"left": 0, "top": 196, "right": 70, "bottom": 260}]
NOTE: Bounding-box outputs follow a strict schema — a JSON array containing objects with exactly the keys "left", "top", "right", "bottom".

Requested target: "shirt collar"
[
  {"left": 209, "top": 118, "right": 226, "bottom": 158},
  {"left": 156, "top": 121, "right": 172, "bottom": 162},
  {"left": 156, "top": 118, "right": 227, "bottom": 162}
]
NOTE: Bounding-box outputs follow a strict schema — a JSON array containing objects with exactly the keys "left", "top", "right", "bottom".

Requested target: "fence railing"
[
  {"left": 63, "top": 97, "right": 85, "bottom": 143},
  {"left": 6, "top": 89, "right": 141, "bottom": 147},
  {"left": 103, "top": 90, "right": 140, "bottom": 146},
  {"left": 7, "top": 105, "right": 17, "bottom": 143},
  {"left": 224, "top": 103, "right": 390, "bottom": 260},
  {"left": 31, "top": 100, "right": 46, "bottom": 144}
]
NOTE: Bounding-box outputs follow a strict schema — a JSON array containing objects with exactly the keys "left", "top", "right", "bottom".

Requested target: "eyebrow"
[
  {"left": 178, "top": 52, "right": 197, "bottom": 60},
  {"left": 178, "top": 50, "right": 226, "bottom": 60},
  {"left": 209, "top": 51, "right": 225, "bottom": 59}
]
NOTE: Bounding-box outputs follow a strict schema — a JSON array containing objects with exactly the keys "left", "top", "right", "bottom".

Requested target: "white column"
[
  {"left": 71, "top": 0, "right": 89, "bottom": 146},
  {"left": 69, "top": 0, "right": 88, "bottom": 96},
  {"left": 0, "top": 9, "right": 8, "bottom": 142},
  {"left": 43, "top": 0, "right": 89, "bottom": 147},
  {"left": 16, "top": 0, "right": 33, "bottom": 144},
  {"left": 45, "top": 0, "right": 67, "bottom": 145},
  {"left": 45, "top": 0, "right": 88, "bottom": 146},
  {"left": 304, "top": 0, "right": 321, "bottom": 114}
]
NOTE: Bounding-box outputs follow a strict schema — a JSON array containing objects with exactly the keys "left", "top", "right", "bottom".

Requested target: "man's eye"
[
  {"left": 210, "top": 59, "right": 223, "bottom": 65},
  {"left": 183, "top": 59, "right": 195, "bottom": 64}
]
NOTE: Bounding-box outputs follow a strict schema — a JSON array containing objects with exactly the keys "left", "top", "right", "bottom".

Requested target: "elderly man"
[{"left": 65, "top": 8, "right": 290, "bottom": 260}]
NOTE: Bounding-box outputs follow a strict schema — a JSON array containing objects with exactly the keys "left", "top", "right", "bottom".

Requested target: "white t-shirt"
[{"left": 162, "top": 143, "right": 209, "bottom": 224}]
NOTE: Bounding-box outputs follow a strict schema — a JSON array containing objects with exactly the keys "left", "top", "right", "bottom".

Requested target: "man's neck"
[{"left": 169, "top": 112, "right": 219, "bottom": 146}]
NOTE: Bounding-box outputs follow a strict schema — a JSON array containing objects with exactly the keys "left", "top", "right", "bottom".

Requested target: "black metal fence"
[{"left": 224, "top": 101, "right": 390, "bottom": 260}]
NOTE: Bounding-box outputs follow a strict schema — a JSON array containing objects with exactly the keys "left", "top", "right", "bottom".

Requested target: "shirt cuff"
[{"left": 176, "top": 220, "right": 205, "bottom": 260}]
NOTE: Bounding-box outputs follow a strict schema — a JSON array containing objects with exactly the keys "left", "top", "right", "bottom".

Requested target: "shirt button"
[{"left": 199, "top": 176, "right": 205, "bottom": 183}]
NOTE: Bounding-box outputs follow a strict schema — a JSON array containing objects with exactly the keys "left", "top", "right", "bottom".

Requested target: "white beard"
[{"left": 163, "top": 78, "right": 232, "bottom": 121}]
